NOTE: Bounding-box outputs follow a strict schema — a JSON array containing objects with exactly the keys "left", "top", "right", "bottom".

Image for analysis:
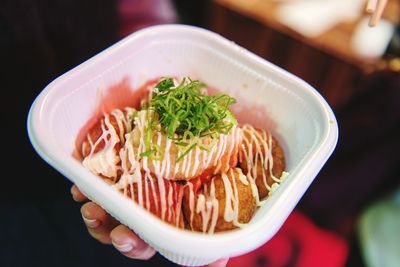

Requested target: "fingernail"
[
  {"left": 112, "top": 241, "right": 133, "bottom": 253},
  {"left": 70, "top": 186, "right": 77, "bottom": 199},
  {"left": 82, "top": 215, "right": 100, "bottom": 228}
]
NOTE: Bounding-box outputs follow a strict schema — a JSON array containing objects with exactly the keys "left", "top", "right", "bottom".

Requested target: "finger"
[
  {"left": 366, "top": 0, "right": 377, "bottom": 13},
  {"left": 71, "top": 185, "right": 88, "bottom": 202},
  {"left": 81, "top": 202, "right": 119, "bottom": 244},
  {"left": 110, "top": 225, "right": 156, "bottom": 260},
  {"left": 208, "top": 258, "right": 229, "bottom": 267},
  {"left": 369, "top": 0, "right": 387, "bottom": 26}
]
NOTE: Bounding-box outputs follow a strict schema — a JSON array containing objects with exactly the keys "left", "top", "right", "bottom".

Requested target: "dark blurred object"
[
  {"left": 118, "top": 0, "right": 177, "bottom": 36},
  {"left": 172, "top": 0, "right": 209, "bottom": 26},
  {"left": 208, "top": 0, "right": 399, "bottom": 110},
  {"left": 1, "top": 0, "right": 119, "bottom": 200},
  {"left": 0, "top": 1, "right": 178, "bottom": 266},
  {"left": 298, "top": 67, "right": 400, "bottom": 235},
  {"left": 0, "top": 198, "right": 176, "bottom": 267},
  {"left": 297, "top": 66, "right": 400, "bottom": 267},
  {"left": 357, "top": 187, "right": 400, "bottom": 267},
  {"left": 385, "top": 24, "right": 400, "bottom": 58}
]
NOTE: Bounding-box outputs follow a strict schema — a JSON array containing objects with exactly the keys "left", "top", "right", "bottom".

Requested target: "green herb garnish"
[{"left": 143, "top": 77, "right": 237, "bottom": 162}]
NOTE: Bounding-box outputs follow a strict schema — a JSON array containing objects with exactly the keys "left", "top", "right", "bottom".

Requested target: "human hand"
[{"left": 71, "top": 184, "right": 229, "bottom": 267}]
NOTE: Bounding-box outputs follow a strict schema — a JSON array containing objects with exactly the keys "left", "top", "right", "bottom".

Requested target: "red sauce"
[
  {"left": 74, "top": 77, "right": 278, "bottom": 164},
  {"left": 73, "top": 76, "right": 158, "bottom": 159}
]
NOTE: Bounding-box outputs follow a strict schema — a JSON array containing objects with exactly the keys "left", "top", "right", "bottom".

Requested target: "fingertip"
[
  {"left": 71, "top": 185, "right": 88, "bottom": 202},
  {"left": 81, "top": 202, "right": 116, "bottom": 244},
  {"left": 81, "top": 202, "right": 105, "bottom": 219},
  {"left": 110, "top": 225, "right": 139, "bottom": 248},
  {"left": 81, "top": 202, "right": 104, "bottom": 229},
  {"left": 110, "top": 225, "right": 155, "bottom": 260}
]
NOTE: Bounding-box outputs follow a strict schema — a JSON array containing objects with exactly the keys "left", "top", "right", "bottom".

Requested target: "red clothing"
[{"left": 227, "top": 211, "right": 349, "bottom": 267}]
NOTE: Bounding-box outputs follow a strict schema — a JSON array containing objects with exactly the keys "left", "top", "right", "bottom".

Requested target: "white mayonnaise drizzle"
[
  {"left": 83, "top": 106, "right": 242, "bottom": 226},
  {"left": 124, "top": 109, "right": 242, "bottom": 180},
  {"left": 239, "top": 124, "right": 286, "bottom": 206},
  {"left": 82, "top": 108, "right": 136, "bottom": 180},
  {"left": 81, "top": 107, "right": 287, "bottom": 232},
  {"left": 187, "top": 168, "right": 249, "bottom": 234}
]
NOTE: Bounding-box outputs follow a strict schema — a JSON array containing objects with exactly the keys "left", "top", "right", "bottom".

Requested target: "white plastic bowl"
[{"left": 27, "top": 24, "right": 338, "bottom": 266}]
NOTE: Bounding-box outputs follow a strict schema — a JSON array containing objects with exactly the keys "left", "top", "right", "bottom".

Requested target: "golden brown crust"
[
  {"left": 81, "top": 110, "right": 130, "bottom": 157},
  {"left": 239, "top": 128, "right": 285, "bottom": 199},
  {"left": 182, "top": 168, "right": 257, "bottom": 233},
  {"left": 80, "top": 107, "right": 286, "bottom": 232}
]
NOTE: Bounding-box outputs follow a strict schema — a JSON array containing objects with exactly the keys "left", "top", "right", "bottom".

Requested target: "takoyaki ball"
[
  {"left": 81, "top": 108, "right": 136, "bottom": 180},
  {"left": 125, "top": 109, "right": 242, "bottom": 181},
  {"left": 182, "top": 168, "right": 257, "bottom": 233},
  {"left": 238, "top": 124, "right": 285, "bottom": 199},
  {"left": 113, "top": 170, "right": 186, "bottom": 229}
]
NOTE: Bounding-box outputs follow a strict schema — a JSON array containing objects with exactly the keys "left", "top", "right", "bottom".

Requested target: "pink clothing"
[{"left": 118, "top": 0, "right": 177, "bottom": 37}]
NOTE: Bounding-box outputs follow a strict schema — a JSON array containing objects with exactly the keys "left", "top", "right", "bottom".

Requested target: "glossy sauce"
[
  {"left": 240, "top": 124, "right": 289, "bottom": 205},
  {"left": 82, "top": 108, "right": 136, "bottom": 180},
  {"left": 74, "top": 77, "right": 155, "bottom": 158},
  {"left": 125, "top": 110, "right": 243, "bottom": 181},
  {"left": 79, "top": 80, "right": 287, "bottom": 232}
]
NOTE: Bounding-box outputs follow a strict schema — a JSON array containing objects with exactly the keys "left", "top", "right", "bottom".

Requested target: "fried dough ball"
[
  {"left": 113, "top": 171, "right": 186, "bottom": 229},
  {"left": 124, "top": 110, "right": 242, "bottom": 181},
  {"left": 81, "top": 108, "right": 136, "bottom": 180},
  {"left": 182, "top": 168, "right": 257, "bottom": 233},
  {"left": 238, "top": 124, "right": 285, "bottom": 199}
]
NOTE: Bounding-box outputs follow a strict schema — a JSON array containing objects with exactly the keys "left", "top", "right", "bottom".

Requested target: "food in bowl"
[{"left": 77, "top": 76, "right": 287, "bottom": 233}]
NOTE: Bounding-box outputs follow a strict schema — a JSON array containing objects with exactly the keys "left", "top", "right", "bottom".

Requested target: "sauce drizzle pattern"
[{"left": 81, "top": 111, "right": 286, "bottom": 232}]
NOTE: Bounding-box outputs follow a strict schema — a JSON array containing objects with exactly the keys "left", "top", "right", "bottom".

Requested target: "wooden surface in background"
[{"left": 208, "top": 0, "right": 398, "bottom": 109}]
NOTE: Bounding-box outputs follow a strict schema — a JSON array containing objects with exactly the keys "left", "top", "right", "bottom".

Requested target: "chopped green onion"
[{"left": 142, "top": 77, "right": 237, "bottom": 162}]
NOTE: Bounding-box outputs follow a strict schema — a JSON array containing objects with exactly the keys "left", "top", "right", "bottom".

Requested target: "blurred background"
[{"left": 1, "top": 0, "right": 399, "bottom": 266}]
